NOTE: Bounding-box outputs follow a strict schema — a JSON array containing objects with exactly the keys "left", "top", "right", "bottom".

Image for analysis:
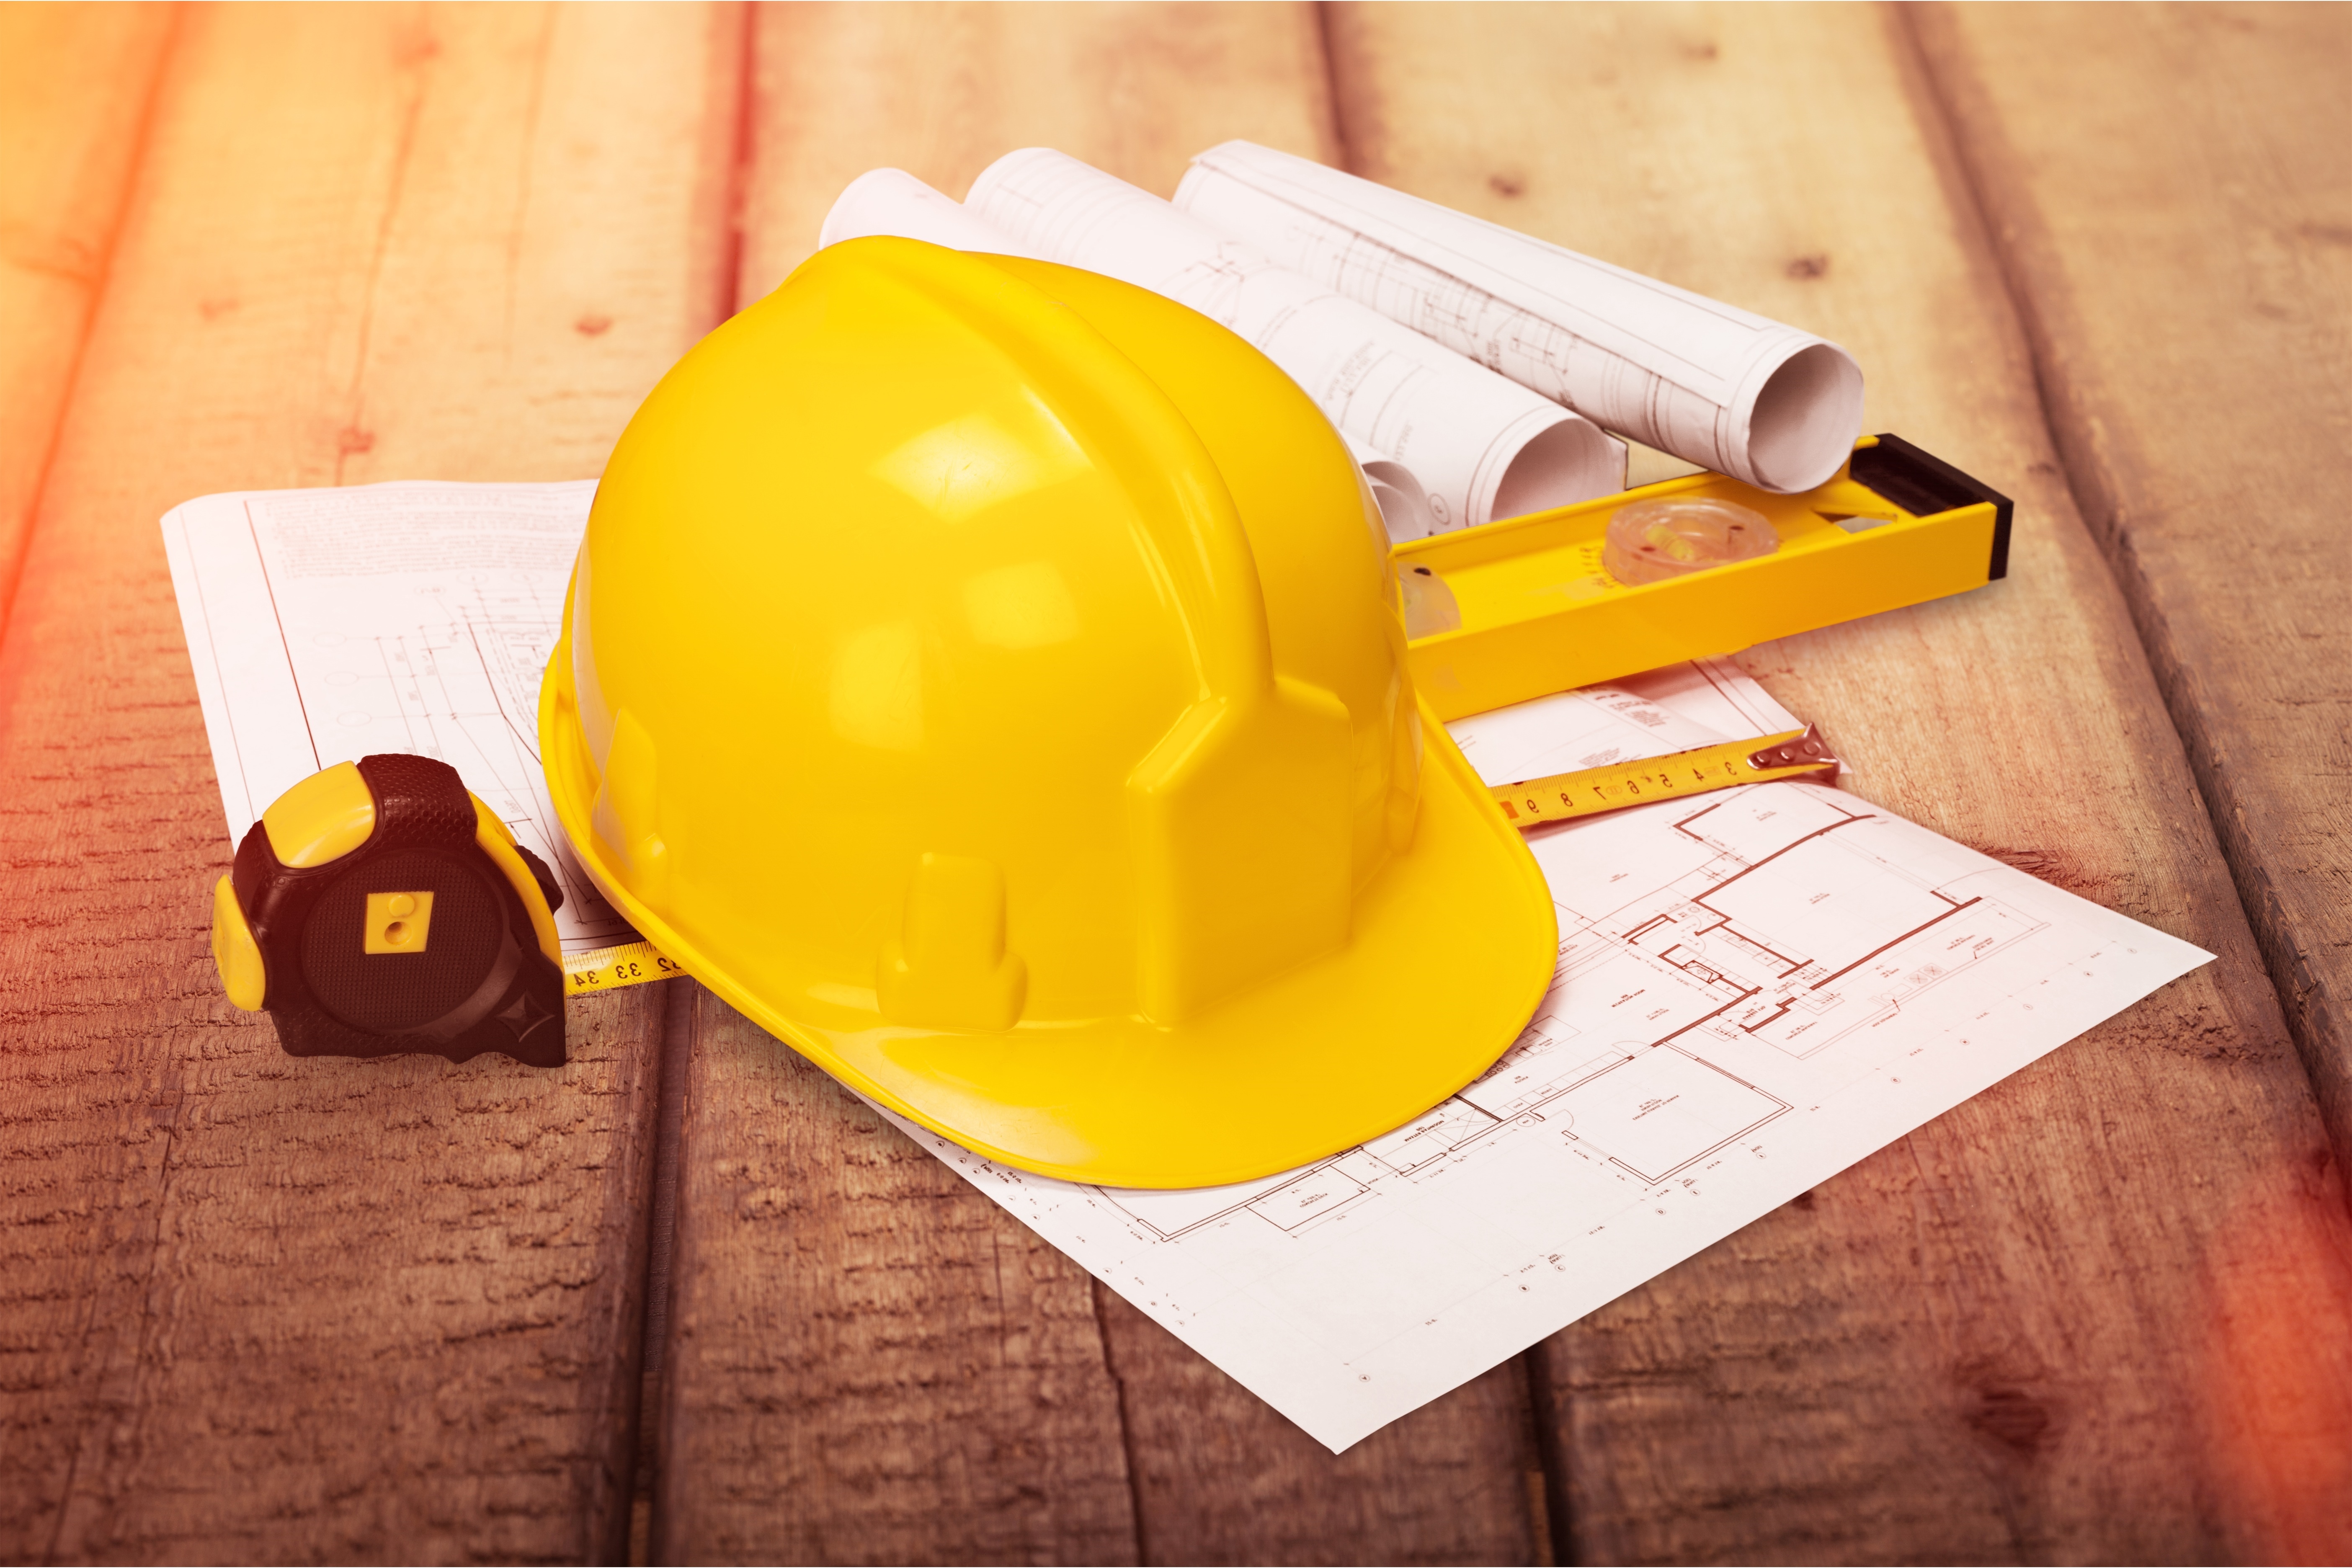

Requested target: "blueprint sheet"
[
  {"left": 162, "top": 480, "right": 634, "bottom": 954},
  {"left": 877, "top": 679, "right": 2211, "bottom": 1453},
  {"left": 166, "top": 481, "right": 2210, "bottom": 1453}
]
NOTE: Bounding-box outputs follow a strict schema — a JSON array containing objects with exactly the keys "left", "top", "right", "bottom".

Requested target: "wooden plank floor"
[
  {"left": 1911, "top": 0, "right": 2352, "bottom": 1208},
  {"left": 2, "top": 4, "right": 2345, "bottom": 1563}
]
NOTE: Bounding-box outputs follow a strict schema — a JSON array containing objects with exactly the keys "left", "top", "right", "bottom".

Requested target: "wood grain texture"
[
  {"left": 0, "top": 5, "right": 741, "bottom": 1560},
  {"left": 1910, "top": 0, "right": 2352, "bottom": 1225},
  {"left": 0, "top": 1, "right": 173, "bottom": 635},
  {"left": 1095, "top": 1287, "right": 1548, "bottom": 1566},
  {"left": 738, "top": 0, "right": 1338, "bottom": 296},
  {"left": 1324, "top": 3, "right": 2352, "bottom": 1561},
  {"left": 651, "top": 7, "right": 1546, "bottom": 1561},
  {"left": 654, "top": 990, "right": 1140, "bottom": 1565}
]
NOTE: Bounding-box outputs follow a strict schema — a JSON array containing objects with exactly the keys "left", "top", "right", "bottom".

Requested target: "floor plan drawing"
[
  {"left": 1086, "top": 780, "right": 2039, "bottom": 1253},
  {"left": 1103, "top": 1038, "right": 1792, "bottom": 1246},
  {"left": 888, "top": 770, "right": 2207, "bottom": 1454}
]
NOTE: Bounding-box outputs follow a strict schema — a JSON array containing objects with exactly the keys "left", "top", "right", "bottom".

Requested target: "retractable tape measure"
[{"left": 210, "top": 754, "right": 570, "bottom": 1066}]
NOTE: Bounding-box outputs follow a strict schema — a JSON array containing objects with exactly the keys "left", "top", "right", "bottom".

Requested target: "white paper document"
[
  {"left": 166, "top": 482, "right": 2210, "bottom": 1456},
  {"left": 162, "top": 481, "right": 633, "bottom": 954},
  {"left": 1176, "top": 140, "right": 1866, "bottom": 493},
  {"left": 951, "top": 150, "right": 1626, "bottom": 533},
  {"left": 876, "top": 671, "right": 2211, "bottom": 1452}
]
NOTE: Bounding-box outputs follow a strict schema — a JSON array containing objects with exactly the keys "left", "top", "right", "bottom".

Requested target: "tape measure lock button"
[
  {"left": 363, "top": 890, "right": 434, "bottom": 953},
  {"left": 210, "top": 753, "right": 568, "bottom": 1068}
]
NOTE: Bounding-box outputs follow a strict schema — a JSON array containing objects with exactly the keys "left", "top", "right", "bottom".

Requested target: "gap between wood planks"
[
  {"left": 1896, "top": 2, "right": 2352, "bottom": 1207},
  {"left": 628, "top": 15, "right": 760, "bottom": 1562},
  {"left": 628, "top": 979, "right": 700, "bottom": 1567},
  {"left": 0, "top": 3, "right": 178, "bottom": 654}
]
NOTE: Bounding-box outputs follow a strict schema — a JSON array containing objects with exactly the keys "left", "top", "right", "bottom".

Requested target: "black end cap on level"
[{"left": 1849, "top": 434, "right": 2015, "bottom": 581}]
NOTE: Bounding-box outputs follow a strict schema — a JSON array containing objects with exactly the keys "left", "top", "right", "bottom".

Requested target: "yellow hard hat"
[{"left": 541, "top": 237, "right": 1557, "bottom": 1187}]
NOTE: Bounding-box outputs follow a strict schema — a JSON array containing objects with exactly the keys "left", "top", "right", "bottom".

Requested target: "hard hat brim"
[{"left": 546, "top": 662, "right": 1559, "bottom": 1190}]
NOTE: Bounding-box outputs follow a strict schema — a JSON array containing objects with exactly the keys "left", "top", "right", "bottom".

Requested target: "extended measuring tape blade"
[
  {"left": 1491, "top": 722, "right": 1839, "bottom": 826},
  {"left": 565, "top": 938, "right": 688, "bottom": 994}
]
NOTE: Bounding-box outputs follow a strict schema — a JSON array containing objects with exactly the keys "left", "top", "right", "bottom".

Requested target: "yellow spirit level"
[{"left": 1397, "top": 434, "right": 2011, "bottom": 720}]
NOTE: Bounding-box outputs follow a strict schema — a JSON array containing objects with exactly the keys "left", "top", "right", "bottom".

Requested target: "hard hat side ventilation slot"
[
  {"left": 591, "top": 708, "right": 671, "bottom": 910},
  {"left": 878, "top": 854, "right": 1027, "bottom": 1032}
]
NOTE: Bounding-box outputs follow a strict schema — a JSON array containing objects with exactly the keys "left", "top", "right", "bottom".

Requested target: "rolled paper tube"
[
  {"left": 966, "top": 148, "right": 1626, "bottom": 530},
  {"left": 1176, "top": 141, "right": 1865, "bottom": 493},
  {"left": 1342, "top": 431, "right": 1437, "bottom": 544},
  {"left": 820, "top": 167, "right": 1043, "bottom": 257}
]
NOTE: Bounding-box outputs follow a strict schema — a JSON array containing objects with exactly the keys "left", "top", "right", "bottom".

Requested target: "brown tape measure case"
[{"left": 210, "top": 754, "right": 568, "bottom": 1067}]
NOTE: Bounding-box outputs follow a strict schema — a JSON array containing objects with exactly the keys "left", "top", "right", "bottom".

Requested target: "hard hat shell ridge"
[{"left": 542, "top": 236, "right": 1558, "bottom": 1187}]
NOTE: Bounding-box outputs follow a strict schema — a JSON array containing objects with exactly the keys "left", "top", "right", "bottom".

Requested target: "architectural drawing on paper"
[
  {"left": 1100, "top": 782, "right": 2044, "bottom": 1245},
  {"left": 343, "top": 591, "right": 549, "bottom": 790},
  {"left": 305, "top": 583, "right": 635, "bottom": 946},
  {"left": 351, "top": 591, "right": 632, "bottom": 943},
  {"left": 165, "top": 482, "right": 635, "bottom": 951}
]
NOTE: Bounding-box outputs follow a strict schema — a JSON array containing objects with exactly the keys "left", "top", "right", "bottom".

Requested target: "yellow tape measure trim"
[
  {"left": 565, "top": 938, "right": 687, "bottom": 993},
  {"left": 1491, "top": 724, "right": 1837, "bottom": 826}
]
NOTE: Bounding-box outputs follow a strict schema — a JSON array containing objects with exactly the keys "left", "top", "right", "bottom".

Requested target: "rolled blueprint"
[
  {"left": 819, "top": 167, "right": 1044, "bottom": 256},
  {"left": 1344, "top": 432, "right": 1436, "bottom": 545},
  {"left": 1175, "top": 141, "right": 1865, "bottom": 493},
  {"left": 965, "top": 148, "right": 1626, "bottom": 531},
  {"left": 818, "top": 171, "right": 1456, "bottom": 539}
]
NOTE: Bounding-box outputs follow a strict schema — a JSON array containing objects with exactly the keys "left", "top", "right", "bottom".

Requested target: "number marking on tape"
[
  {"left": 565, "top": 939, "right": 688, "bottom": 993},
  {"left": 1491, "top": 724, "right": 1839, "bottom": 827}
]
